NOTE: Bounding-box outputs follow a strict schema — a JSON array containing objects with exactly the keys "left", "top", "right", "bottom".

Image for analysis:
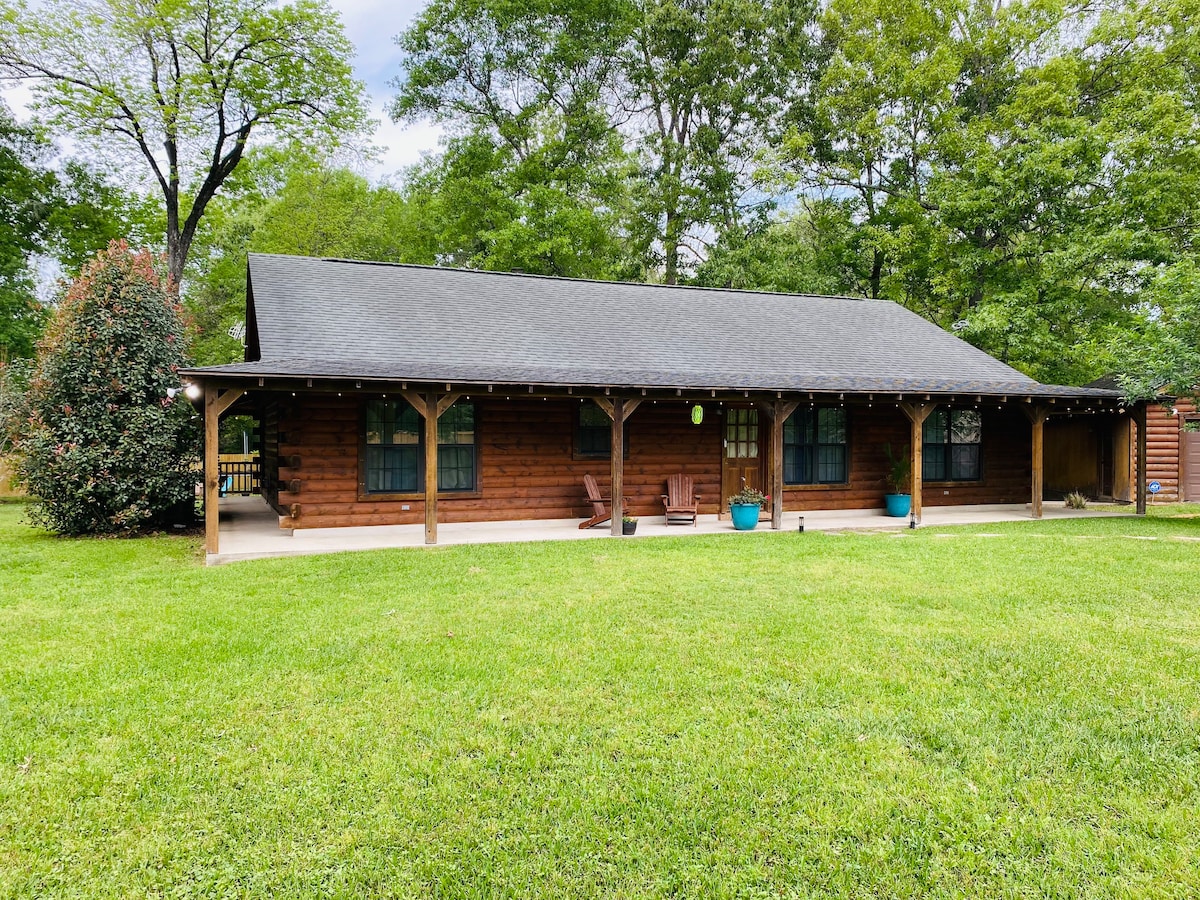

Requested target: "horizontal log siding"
[
  {"left": 277, "top": 397, "right": 724, "bottom": 528},
  {"left": 1133, "top": 399, "right": 1196, "bottom": 502},
  {"left": 781, "top": 405, "right": 1032, "bottom": 510},
  {"left": 274, "top": 396, "right": 1036, "bottom": 529}
]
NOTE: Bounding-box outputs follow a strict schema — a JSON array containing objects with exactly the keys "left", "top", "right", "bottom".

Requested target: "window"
[
  {"left": 364, "top": 399, "right": 477, "bottom": 494},
  {"left": 725, "top": 408, "right": 759, "bottom": 459},
  {"left": 574, "top": 401, "right": 628, "bottom": 458},
  {"left": 784, "top": 408, "right": 847, "bottom": 484},
  {"left": 365, "top": 400, "right": 420, "bottom": 493},
  {"left": 437, "top": 403, "right": 476, "bottom": 491},
  {"left": 923, "top": 409, "right": 981, "bottom": 481}
]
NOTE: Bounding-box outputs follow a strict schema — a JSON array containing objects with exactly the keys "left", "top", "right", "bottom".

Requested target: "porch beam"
[
  {"left": 436, "top": 392, "right": 464, "bottom": 417},
  {"left": 425, "top": 390, "right": 439, "bottom": 544},
  {"left": 1023, "top": 405, "right": 1050, "bottom": 518},
  {"left": 204, "top": 386, "right": 245, "bottom": 555},
  {"left": 770, "top": 400, "right": 800, "bottom": 529},
  {"left": 593, "top": 396, "right": 641, "bottom": 423},
  {"left": 610, "top": 398, "right": 625, "bottom": 536},
  {"left": 899, "top": 402, "right": 936, "bottom": 522},
  {"left": 1135, "top": 401, "right": 1148, "bottom": 515},
  {"left": 399, "top": 389, "right": 428, "bottom": 419}
]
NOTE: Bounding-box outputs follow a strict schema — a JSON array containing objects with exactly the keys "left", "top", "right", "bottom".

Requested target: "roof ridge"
[{"left": 247, "top": 252, "right": 873, "bottom": 304}]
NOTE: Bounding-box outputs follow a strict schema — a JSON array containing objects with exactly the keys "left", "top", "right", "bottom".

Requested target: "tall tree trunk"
[
  {"left": 165, "top": 198, "right": 184, "bottom": 294},
  {"left": 663, "top": 208, "right": 680, "bottom": 286}
]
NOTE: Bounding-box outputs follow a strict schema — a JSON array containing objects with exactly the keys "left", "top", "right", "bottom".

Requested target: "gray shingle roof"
[{"left": 185, "top": 254, "right": 1119, "bottom": 399}]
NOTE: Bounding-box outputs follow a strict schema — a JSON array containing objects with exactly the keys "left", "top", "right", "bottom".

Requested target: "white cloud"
[{"left": 369, "top": 101, "right": 443, "bottom": 180}]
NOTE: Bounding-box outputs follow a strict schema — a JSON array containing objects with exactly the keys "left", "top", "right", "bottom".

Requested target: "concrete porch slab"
[{"left": 207, "top": 495, "right": 1131, "bottom": 565}]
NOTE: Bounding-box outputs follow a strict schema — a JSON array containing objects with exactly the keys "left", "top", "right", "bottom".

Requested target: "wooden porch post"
[
  {"left": 425, "top": 390, "right": 439, "bottom": 544},
  {"left": 770, "top": 400, "right": 800, "bottom": 529},
  {"left": 593, "top": 397, "right": 642, "bottom": 536},
  {"left": 399, "top": 389, "right": 463, "bottom": 545},
  {"left": 1135, "top": 401, "right": 1148, "bottom": 515},
  {"left": 1025, "top": 405, "right": 1049, "bottom": 519},
  {"left": 610, "top": 398, "right": 624, "bottom": 536},
  {"left": 203, "top": 384, "right": 245, "bottom": 555},
  {"left": 899, "top": 402, "right": 936, "bottom": 522}
]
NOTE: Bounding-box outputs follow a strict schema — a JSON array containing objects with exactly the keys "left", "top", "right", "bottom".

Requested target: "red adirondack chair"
[
  {"left": 580, "top": 473, "right": 627, "bottom": 529},
  {"left": 662, "top": 473, "right": 700, "bottom": 525}
]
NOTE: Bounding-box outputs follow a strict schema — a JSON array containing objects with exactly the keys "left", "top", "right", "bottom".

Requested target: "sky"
[
  {"left": 2, "top": 0, "right": 444, "bottom": 181},
  {"left": 325, "top": 0, "right": 444, "bottom": 178}
]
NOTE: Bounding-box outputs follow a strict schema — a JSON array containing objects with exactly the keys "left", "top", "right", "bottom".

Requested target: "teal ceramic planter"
[
  {"left": 730, "top": 502, "right": 761, "bottom": 530},
  {"left": 884, "top": 493, "right": 911, "bottom": 517}
]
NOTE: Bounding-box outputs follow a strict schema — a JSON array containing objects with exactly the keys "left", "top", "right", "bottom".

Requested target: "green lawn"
[{"left": 2, "top": 505, "right": 1199, "bottom": 898}]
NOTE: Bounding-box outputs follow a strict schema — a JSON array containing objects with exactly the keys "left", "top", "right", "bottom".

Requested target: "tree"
[
  {"left": 691, "top": 200, "right": 865, "bottom": 295},
  {"left": 392, "top": 0, "right": 818, "bottom": 283},
  {"left": 0, "top": 0, "right": 369, "bottom": 288},
  {"left": 0, "top": 102, "right": 54, "bottom": 360},
  {"left": 620, "top": 0, "right": 817, "bottom": 283},
  {"left": 12, "top": 241, "right": 198, "bottom": 534},
  {"left": 1, "top": 100, "right": 155, "bottom": 360}
]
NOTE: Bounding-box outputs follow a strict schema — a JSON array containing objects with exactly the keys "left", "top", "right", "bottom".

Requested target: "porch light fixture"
[{"left": 691, "top": 404, "right": 704, "bottom": 425}]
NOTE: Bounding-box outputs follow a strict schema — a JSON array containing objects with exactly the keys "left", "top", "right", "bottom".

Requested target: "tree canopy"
[
  {"left": 0, "top": 0, "right": 370, "bottom": 287},
  {"left": 0, "top": 101, "right": 157, "bottom": 361},
  {"left": 391, "top": 0, "right": 1200, "bottom": 391}
]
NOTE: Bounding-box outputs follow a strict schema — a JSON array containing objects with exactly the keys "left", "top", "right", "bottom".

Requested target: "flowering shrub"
[
  {"left": 727, "top": 486, "right": 768, "bottom": 507},
  {"left": 12, "top": 242, "right": 199, "bottom": 534}
]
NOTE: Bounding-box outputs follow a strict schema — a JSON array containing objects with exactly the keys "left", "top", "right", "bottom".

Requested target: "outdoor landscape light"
[
  {"left": 909, "top": 510, "right": 917, "bottom": 529},
  {"left": 798, "top": 516, "right": 805, "bottom": 533}
]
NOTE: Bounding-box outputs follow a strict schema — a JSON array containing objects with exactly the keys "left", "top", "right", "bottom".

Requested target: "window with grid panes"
[
  {"left": 364, "top": 400, "right": 420, "bottom": 493},
  {"left": 783, "top": 408, "right": 847, "bottom": 484},
  {"left": 923, "top": 408, "right": 981, "bottom": 481},
  {"left": 364, "top": 399, "right": 477, "bottom": 493},
  {"left": 436, "top": 402, "right": 476, "bottom": 491},
  {"left": 725, "top": 408, "right": 759, "bottom": 458}
]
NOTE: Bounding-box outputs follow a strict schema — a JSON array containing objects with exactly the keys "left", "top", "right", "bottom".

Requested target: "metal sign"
[{"left": 1148, "top": 480, "right": 1162, "bottom": 494}]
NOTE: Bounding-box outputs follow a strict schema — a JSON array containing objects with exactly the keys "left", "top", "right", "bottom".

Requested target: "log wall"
[
  {"left": 270, "top": 395, "right": 1039, "bottom": 529},
  {"left": 1132, "top": 398, "right": 1196, "bottom": 502}
]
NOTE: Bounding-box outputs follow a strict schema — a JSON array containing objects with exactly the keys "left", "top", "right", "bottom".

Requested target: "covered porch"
[{"left": 207, "top": 494, "right": 1130, "bottom": 565}]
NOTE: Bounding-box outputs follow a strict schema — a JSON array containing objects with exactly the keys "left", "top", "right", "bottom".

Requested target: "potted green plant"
[
  {"left": 883, "top": 443, "right": 911, "bottom": 517},
  {"left": 621, "top": 514, "right": 638, "bottom": 535},
  {"left": 727, "top": 485, "right": 767, "bottom": 531}
]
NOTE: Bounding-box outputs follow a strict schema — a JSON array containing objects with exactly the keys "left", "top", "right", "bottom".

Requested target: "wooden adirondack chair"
[
  {"left": 662, "top": 473, "right": 700, "bottom": 525},
  {"left": 579, "top": 473, "right": 627, "bottom": 529}
]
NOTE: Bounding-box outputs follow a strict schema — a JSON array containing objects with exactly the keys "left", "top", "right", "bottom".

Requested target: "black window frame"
[
  {"left": 783, "top": 407, "right": 849, "bottom": 486},
  {"left": 573, "top": 400, "right": 629, "bottom": 460},
  {"left": 360, "top": 398, "right": 480, "bottom": 497},
  {"left": 923, "top": 408, "right": 982, "bottom": 482}
]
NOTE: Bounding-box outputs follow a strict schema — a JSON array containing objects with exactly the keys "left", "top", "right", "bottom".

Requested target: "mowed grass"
[{"left": 2, "top": 505, "right": 1200, "bottom": 897}]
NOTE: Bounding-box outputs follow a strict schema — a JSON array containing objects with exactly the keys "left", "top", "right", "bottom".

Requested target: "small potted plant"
[
  {"left": 727, "top": 485, "right": 767, "bottom": 531},
  {"left": 883, "top": 443, "right": 911, "bottom": 517},
  {"left": 622, "top": 514, "right": 638, "bottom": 535}
]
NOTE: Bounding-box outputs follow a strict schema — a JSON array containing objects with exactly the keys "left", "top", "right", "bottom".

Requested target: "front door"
[{"left": 722, "top": 407, "right": 765, "bottom": 512}]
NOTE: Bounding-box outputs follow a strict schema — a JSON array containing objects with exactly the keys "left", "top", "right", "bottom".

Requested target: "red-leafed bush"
[{"left": 13, "top": 241, "right": 199, "bottom": 534}]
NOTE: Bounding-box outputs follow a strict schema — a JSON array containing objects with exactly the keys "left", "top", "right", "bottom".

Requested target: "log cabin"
[{"left": 182, "top": 254, "right": 1144, "bottom": 557}]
